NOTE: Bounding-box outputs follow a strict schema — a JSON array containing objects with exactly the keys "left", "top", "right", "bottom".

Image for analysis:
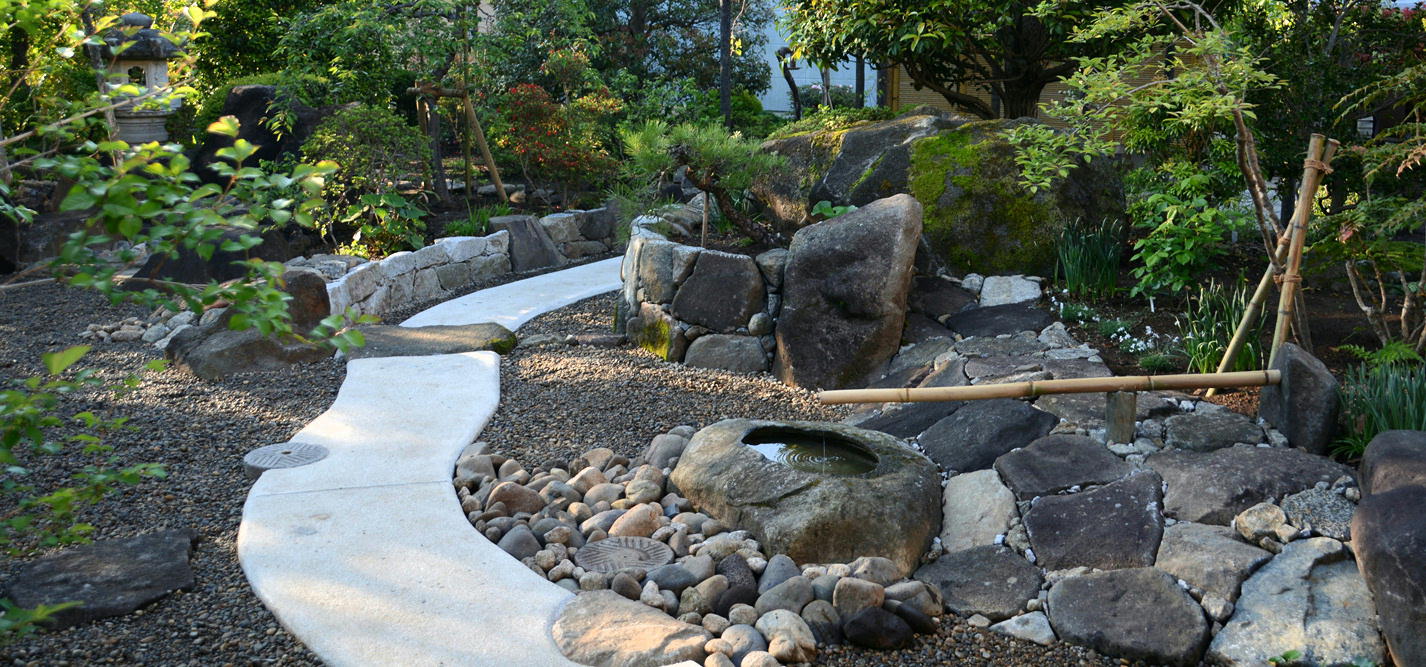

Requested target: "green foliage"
[
  {"left": 810, "top": 200, "right": 858, "bottom": 220},
  {"left": 1094, "top": 318, "right": 1134, "bottom": 338},
  {"left": 340, "top": 193, "right": 427, "bottom": 258},
  {"left": 766, "top": 105, "right": 895, "bottom": 141},
  {"left": 1340, "top": 342, "right": 1425, "bottom": 368},
  {"left": 301, "top": 105, "right": 431, "bottom": 238},
  {"left": 445, "top": 203, "right": 513, "bottom": 238},
  {"left": 620, "top": 120, "right": 784, "bottom": 243},
  {"left": 1056, "top": 217, "right": 1124, "bottom": 300},
  {"left": 1180, "top": 280, "right": 1264, "bottom": 374},
  {"left": 1336, "top": 362, "right": 1426, "bottom": 458},
  {"left": 1126, "top": 166, "right": 1251, "bottom": 297},
  {"left": 0, "top": 598, "right": 80, "bottom": 648},
  {"left": 785, "top": 0, "right": 1133, "bottom": 119},
  {"left": 692, "top": 89, "right": 785, "bottom": 139},
  {"left": 793, "top": 83, "right": 863, "bottom": 110},
  {"left": 191, "top": 0, "right": 335, "bottom": 94},
  {"left": 1138, "top": 350, "right": 1184, "bottom": 374},
  {"left": 491, "top": 72, "right": 623, "bottom": 203},
  {"left": 1056, "top": 301, "right": 1098, "bottom": 324}
]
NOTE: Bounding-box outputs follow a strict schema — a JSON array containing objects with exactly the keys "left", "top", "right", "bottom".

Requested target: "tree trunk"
[{"left": 997, "top": 80, "right": 1044, "bottom": 120}]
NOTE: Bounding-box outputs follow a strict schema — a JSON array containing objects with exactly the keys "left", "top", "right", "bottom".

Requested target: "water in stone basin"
[{"left": 743, "top": 426, "right": 878, "bottom": 475}]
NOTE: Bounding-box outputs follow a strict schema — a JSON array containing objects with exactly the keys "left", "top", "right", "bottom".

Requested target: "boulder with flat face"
[
  {"left": 347, "top": 322, "right": 516, "bottom": 359},
  {"left": 916, "top": 399, "right": 1058, "bottom": 473},
  {"left": 670, "top": 250, "right": 765, "bottom": 332},
  {"left": 1359, "top": 429, "right": 1426, "bottom": 495},
  {"left": 1258, "top": 342, "right": 1339, "bottom": 455},
  {"left": 1047, "top": 568, "right": 1209, "bottom": 666},
  {"left": 775, "top": 195, "right": 923, "bottom": 390},
  {"left": 670, "top": 419, "right": 940, "bottom": 576},
  {"left": 1352, "top": 482, "right": 1426, "bottom": 667},
  {"left": 994, "top": 434, "right": 1134, "bottom": 500},
  {"left": 490, "top": 214, "right": 565, "bottom": 272},
  {"left": 552, "top": 590, "right": 710, "bottom": 666},
  {"left": 914, "top": 546, "right": 1041, "bottom": 621},
  {"left": 1024, "top": 470, "right": 1165, "bottom": 571}
]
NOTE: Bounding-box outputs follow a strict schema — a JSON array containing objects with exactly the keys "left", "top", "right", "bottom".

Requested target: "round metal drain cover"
[
  {"left": 244, "top": 442, "right": 329, "bottom": 480},
  {"left": 574, "top": 536, "right": 674, "bottom": 573}
]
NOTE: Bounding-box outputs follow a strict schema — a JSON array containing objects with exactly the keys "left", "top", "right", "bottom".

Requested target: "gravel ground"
[
  {"left": 0, "top": 259, "right": 614, "bottom": 666},
  {"left": 489, "top": 294, "right": 1135, "bottom": 667}
]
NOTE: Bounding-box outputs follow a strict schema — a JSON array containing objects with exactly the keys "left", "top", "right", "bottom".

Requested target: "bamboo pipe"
[
  {"left": 1269, "top": 135, "right": 1339, "bottom": 368},
  {"left": 1206, "top": 135, "right": 1338, "bottom": 397},
  {"left": 818, "top": 370, "right": 1280, "bottom": 404}
]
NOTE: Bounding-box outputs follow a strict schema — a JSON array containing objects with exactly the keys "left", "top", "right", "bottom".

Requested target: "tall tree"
[{"left": 784, "top": 0, "right": 1131, "bottom": 119}]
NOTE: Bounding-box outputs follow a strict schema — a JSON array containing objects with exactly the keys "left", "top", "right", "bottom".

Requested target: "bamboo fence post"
[
  {"left": 818, "top": 370, "right": 1280, "bottom": 405},
  {"left": 1268, "top": 135, "right": 1339, "bottom": 368},
  {"left": 1207, "top": 134, "right": 1339, "bottom": 396}
]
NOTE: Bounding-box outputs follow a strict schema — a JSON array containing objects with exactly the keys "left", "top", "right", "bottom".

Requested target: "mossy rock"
[
  {"left": 908, "top": 119, "right": 1124, "bottom": 276},
  {"left": 754, "top": 107, "right": 964, "bottom": 230}
]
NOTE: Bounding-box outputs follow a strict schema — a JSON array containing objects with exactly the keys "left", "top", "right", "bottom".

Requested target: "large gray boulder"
[
  {"left": 913, "top": 546, "right": 1041, "bottom": 621},
  {"left": 1148, "top": 445, "right": 1353, "bottom": 525},
  {"left": 167, "top": 326, "right": 328, "bottom": 381},
  {"left": 490, "top": 214, "right": 565, "bottom": 272},
  {"left": 1047, "top": 568, "right": 1209, "bottom": 666},
  {"left": 683, "top": 334, "right": 768, "bottom": 373},
  {"left": 1258, "top": 342, "right": 1339, "bottom": 455},
  {"left": 670, "top": 419, "right": 941, "bottom": 576},
  {"left": 1024, "top": 470, "right": 1164, "bottom": 571},
  {"left": 670, "top": 251, "right": 765, "bottom": 332},
  {"left": 1208, "top": 538, "right": 1385, "bottom": 666},
  {"left": 753, "top": 108, "right": 964, "bottom": 228},
  {"left": 916, "top": 399, "right": 1058, "bottom": 473},
  {"left": 775, "top": 195, "right": 922, "bottom": 390},
  {"left": 4, "top": 529, "right": 196, "bottom": 629},
  {"left": 552, "top": 590, "right": 711, "bottom": 667},
  {"left": 634, "top": 240, "right": 698, "bottom": 305},
  {"left": 1352, "top": 484, "right": 1426, "bottom": 667},
  {"left": 1358, "top": 429, "right": 1426, "bottom": 495}
]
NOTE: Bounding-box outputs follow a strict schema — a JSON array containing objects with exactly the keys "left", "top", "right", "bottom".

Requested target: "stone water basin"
[{"left": 670, "top": 419, "right": 941, "bottom": 576}]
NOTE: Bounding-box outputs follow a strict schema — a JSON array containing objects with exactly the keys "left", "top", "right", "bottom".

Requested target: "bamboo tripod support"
[
  {"left": 409, "top": 82, "right": 509, "bottom": 205},
  {"left": 1204, "top": 134, "right": 1338, "bottom": 397},
  {"left": 1269, "top": 135, "right": 1340, "bottom": 367},
  {"left": 818, "top": 370, "right": 1280, "bottom": 405}
]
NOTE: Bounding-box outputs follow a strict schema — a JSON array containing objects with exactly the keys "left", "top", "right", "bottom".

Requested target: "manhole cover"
[
  {"left": 574, "top": 536, "right": 674, "bottom": 573},
  {"left": 243, "top": 442, "right": 329, "bottom": 481}
]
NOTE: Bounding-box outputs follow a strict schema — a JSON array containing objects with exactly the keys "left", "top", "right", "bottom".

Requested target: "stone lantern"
[{"left": 99, "top": 13, "right": 182, "bottom": 144}]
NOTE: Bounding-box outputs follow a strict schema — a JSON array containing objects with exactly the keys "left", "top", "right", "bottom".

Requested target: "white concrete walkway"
[{"left": 239, "top": 257, "right": 622, "bottom": 666}]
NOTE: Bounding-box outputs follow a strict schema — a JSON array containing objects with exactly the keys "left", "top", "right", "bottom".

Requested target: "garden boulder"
[
  {"left": 775, "top": 194, "right": 922, "bottom": 390},
  {"left": 670, "top": 419, "right": 941, "bottom": 576},
  {"left": 1258, "top": 342, "right": 1339, "bottom": 454},
  {"left": 490, "top": 214, "right": 565, "bottom": 272},
  {"left": 1352, "top": 483, "right": 1426, "bottom": 666}
]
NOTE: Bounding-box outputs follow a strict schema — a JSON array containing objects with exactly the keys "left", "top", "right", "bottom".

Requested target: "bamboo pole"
[
  {"left": 1206, "top": 134, "right": 1338, "bottom": 396},
  {"left": 819, "top": 370, "right": 1280, "bottom": 405},
  {"left": 461, "top": 94, "right": 508, "bottom": 205},
  {"left": 1269, "top": 135, "right": 1339, "bottom": 367}
]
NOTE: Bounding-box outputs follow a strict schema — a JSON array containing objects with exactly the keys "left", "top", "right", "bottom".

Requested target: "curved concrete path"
[{"left": 239, "top": 258, "right": 622, "bottom": 666}]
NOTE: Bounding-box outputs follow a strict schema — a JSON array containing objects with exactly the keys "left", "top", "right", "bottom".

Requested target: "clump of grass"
[
  {"left": 1094, "top": 318, "right": 1134, "bottom": 338},
  {"left": 445, "top": 202, "right": 513, "bottom": 237},
  {"left": 1055, "top": 217, "right": 1125, "bottom": 301},
  {"left": 1138, "top": 349, "right": 1184, "bottom": 373},
  {"left": 1180, "top": 279, "right": 1264, "bottom": 374},
  {"left": 1057, "top": 301, "right": 1098, "bottom": 324},
  {"left": 1335, "top": 362, "right": 1426, "bottom": 459}
]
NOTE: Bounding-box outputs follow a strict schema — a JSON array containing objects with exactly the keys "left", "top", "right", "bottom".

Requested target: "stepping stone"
[
  {"left": 552, "top": 590, "right": 711, "bottom": 666},
  {"left": 1164, "top": 411, "right": 1264, "bottom": 451},
  {"left": 940, "top": 469, "right": 1017, "bottom": 552},
  {"left": 1148, "top": 445, "right": 1354, "bottom": 525},
  {"left": 1153, "top": 521, "right": 1271, "bottom": 602},
  {"left": 1047, "top": 567, "right": 1209, "bottom": 666},
  {"left": 347, "top": 323, "right": 517, "bottom": 359},
  {"left": 886, "top": 337, "right": 956, "bottom": 377},
  {"left": 918, "top": 399, "right": 1059, "bottom": 473},
  {"left": 1024, "top": 470, "right": 1164, "bottom": 570},
  {"left": 907, "top": 275, "right": 977, "bottom": 320},
  {"left": 848, "top": 401, "right": 964, "bottom": 439},
  {"left": 1208, "top": 538, "right": 1385, "bottom": 666},
  {"left": 1038, "top": 358, "right": 1113, "bottom": 380},
  {"left": 6, "top": 529, "right": 197, "bottom": 629},
  {"left": 944, "top": 304, "right": 1054, "bottom": 338},
  {"left": 952, "top": 331, "right": 1048, "bottom": 358},
  {"left": 914, "top": 545, "right": 1042, "bottom": 621},
  {"left": 916, "top": 357, "right": 968, "bottom": 388},
  {"left": 978, "top": 276, "right": 1041, "bottom": 307},
  {"left": 994, "top": 434, "right": 1134, "bottom": 500}
]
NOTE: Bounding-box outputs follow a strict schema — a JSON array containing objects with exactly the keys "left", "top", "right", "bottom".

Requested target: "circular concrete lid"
[
  {"left": 244, "top": 442, "right": 329, "bottom": 481},
  {"left": 574, "top": 536, "right": 674, "bottom": 573}
]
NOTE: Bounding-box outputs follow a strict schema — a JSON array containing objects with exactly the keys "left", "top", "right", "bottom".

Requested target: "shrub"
[
  {"left": 693, "top": 89, "right": 784, "bottom": 138},
  {"left": 1180, "top": 280, "right": 1266, "bottom": 374},
  {"left": 444, "top": 203, "right": 514, "bottom": 237},
  {"left": 1336, "top": 362, "right": 1426, "bottom": 458},
  {"left": 301, "top": 104, "right": 432, "bottom": 244},
  {"left": 792, "top": 82, "right": 863, "bottom": 110},
  {"left": 493, "top": 82, "right": 621, "bottom": 204},
  {"left": 340, "top": 193, "right": 427, "bottom": 259},
  {"left": 766, "top": 105, "right": 895, "bottom": 141},
  {"left": 1056, "top": 217, "right": 1124, "bottom": 301}
]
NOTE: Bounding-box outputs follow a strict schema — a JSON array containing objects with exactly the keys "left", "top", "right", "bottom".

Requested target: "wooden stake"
[
  {"left": 1105, "top": 391, "right": 1137, "bottom": 444},
  {"left": 701, "top": 191, "right": 709, "bottom": 248},
  {"left": 818, "top": 370, "right": 1280, "bottom": 404},
  {"left": 1269, "top": 135, "right": 1339, "bottom": 367},
  {"left": 462, "top": 95, "right": 508, "bottom": 205}
]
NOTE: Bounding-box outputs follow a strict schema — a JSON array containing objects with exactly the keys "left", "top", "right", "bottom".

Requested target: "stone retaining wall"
[
  {"left": 321, "top": 207, "right": 619, "bottom": 318},
  {"left": 619, "top": 220, "right": 785, "bottom": 374}
]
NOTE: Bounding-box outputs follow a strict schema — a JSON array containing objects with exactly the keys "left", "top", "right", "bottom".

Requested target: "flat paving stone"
[
  {"left": 347, "top": 322, "right": 517, "bottom": 359},
  {"left": 1024, "top": 470, "right": 1165, "bottom": 570},
  {"left": 994, "top": 434, "right": 1134, "bottom": 500}
]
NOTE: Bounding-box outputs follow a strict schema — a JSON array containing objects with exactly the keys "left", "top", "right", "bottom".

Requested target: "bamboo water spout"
[{"left": 817, "top": 370, "right": 1280, "bottom": 405}]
